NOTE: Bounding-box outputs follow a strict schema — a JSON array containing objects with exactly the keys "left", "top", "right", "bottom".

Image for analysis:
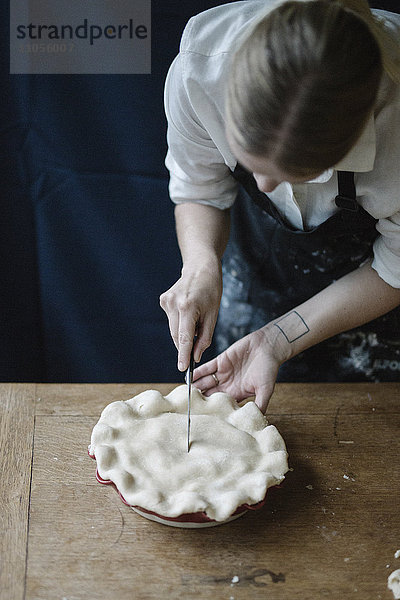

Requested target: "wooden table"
[{"left": 1, "top": 382, "right": 399, "bottom": 600}]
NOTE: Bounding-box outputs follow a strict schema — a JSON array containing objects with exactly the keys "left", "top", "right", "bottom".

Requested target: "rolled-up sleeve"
[
  {"left": 372, "top": 212, "right": 400, "bottom": 288},
  {"left": 164, "top": 54, "right": 238, "bottom": 209},
  {"left": 358, "top": 84, "right": 400, "bottom": 289}
]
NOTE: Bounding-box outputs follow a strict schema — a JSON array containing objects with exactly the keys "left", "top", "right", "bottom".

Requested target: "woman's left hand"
[{"left": 193, "top": 327, "right": 286, "bottom": 413}]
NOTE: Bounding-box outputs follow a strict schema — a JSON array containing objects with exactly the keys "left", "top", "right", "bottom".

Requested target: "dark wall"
[
  {"left": 0, "top": 1, "right": 224, "bottom": 383},
  {"left": 370, "top": 1, "right": 399, "bottom": 10}
]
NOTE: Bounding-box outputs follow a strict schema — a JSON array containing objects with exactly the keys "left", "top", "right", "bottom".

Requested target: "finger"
[
  {"left": 159, "top": 292, "right": 180, "bottom": 351},
  {"left": 254, "top": 383, "right": 275, "bottom": 414},
  {"left": 193, "top": 358, "right": 223, "bottom": 396},
  {"left": 193, "top": 315, "right": 216, "bottom": 363},
  {"left": 159, "top": 290, "right": 168, "bottom": 311},
  {"left": 193, "top": 357, "right": 218, "bottom": 381},
  {"left": 177, "top": 315, "right": 198, "bottom": 372},
  {"left": 168, "top": 311, "right": 181, "bottom": 352},
  {"left": 194, "top": 373, "right": 221, "bottom": 395}
]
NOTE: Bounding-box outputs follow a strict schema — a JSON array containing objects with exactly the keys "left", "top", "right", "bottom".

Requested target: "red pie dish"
[{"left": 89, "top": 449, "right": 279, "bottom": 527}]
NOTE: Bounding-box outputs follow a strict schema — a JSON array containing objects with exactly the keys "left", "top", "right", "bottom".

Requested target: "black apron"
[{"left": 215, "top": 164, "right": 400, "bottom": 382}]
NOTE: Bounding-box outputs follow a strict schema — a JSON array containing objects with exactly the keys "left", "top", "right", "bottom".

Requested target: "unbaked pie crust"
[{"left": 89, "top": 385, "right": 289, "bottom": 522}]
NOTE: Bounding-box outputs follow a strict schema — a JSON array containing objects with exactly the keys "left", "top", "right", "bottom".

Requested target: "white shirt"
[{"left": 164, "top": 0, "right": 400, "bottom": 288}]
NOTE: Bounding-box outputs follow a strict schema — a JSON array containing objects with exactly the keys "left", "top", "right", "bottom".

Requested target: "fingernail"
[{"left": 178, "top": 361, "right": 185, "bottom": 371}]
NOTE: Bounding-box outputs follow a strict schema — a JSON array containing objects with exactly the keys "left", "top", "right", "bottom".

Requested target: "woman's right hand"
[{"left": 159, "top": 254, "right": 223, "bottom": 372}]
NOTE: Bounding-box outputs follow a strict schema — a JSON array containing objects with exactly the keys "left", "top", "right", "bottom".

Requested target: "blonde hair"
[{"left": 226, "top": 0, "right": 400, "bottom": 177}]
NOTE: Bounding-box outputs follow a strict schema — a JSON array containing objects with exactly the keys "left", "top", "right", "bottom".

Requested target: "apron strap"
[
  {"left": 335, "top": 171, "right": 358, "bottom": 211},
  {"left": 232, "top": 163, "right": 297, "bottom": 230}
]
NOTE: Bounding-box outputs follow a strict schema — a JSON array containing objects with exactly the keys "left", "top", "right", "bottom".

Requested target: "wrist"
[
  {"left": 181, "top": 251, "right": 221, "bottom": 276},
  {"left": 264, "top": 308, "right": 316, "bottom": 364},
  {"left": 261, "top": 318, "right": 297, "bottom": 365}
]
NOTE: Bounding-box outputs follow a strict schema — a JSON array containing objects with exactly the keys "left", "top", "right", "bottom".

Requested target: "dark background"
[{"left": 0, "top": 1, "right": 397, "bottom": 383}]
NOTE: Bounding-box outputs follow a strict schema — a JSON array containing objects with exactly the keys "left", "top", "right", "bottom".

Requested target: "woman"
[{"left": 160, "top": 0, "right": 400, "bottom": 412}]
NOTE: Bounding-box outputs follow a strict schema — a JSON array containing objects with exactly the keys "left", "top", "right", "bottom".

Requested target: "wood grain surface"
[
  {"left": 1, "top": 383, "right": 399, "bottom": 600},
  {"left": 0, "top": 385, "right": 35, "bottom": 600}
]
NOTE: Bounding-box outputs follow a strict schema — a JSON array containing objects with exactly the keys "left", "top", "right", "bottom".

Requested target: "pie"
[{"left": 88, "top": 385, "right": 289, "bottom": 524}]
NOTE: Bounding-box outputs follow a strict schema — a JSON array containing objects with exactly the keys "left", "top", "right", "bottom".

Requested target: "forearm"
[
  {"left": 265, "top": 261, "right": 400, "bottom": 363},
  {"left": 175, "top": 202, "right": 230, "bottom": 268},
  {"left": 194, "top": 261, "right": 400, "bottom": 413},
  {"left": 160, "top": 202, "right": 230, "bottom": 369}
]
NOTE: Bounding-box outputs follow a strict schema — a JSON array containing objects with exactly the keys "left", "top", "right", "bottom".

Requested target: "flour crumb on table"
[
  {"left": 395, "top": 550, "right": 400, "bottom": 559},
  {"left": 388, "top": 569, "right": 400, "bottom": 599}
]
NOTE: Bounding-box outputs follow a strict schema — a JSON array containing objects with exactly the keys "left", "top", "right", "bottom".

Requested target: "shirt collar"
[
  {"left": 306, "top": 114, "right": 376, "bottom": 183},
  {"left": 335, "top": 114, "right": 376, "bottom": 172}
]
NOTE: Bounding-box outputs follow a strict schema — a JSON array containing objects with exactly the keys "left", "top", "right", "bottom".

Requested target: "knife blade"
[{"left": 186, "top": 344, "right": 195, "bottom": 453}]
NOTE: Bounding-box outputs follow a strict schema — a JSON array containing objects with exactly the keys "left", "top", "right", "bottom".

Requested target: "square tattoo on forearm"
[{"left": 274, "top": 311, "right": 310, "bottom": 343}]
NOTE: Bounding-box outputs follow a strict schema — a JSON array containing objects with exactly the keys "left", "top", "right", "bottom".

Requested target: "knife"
[{"left": 186, "top": 344, "right": 195, "bottom": 453}]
